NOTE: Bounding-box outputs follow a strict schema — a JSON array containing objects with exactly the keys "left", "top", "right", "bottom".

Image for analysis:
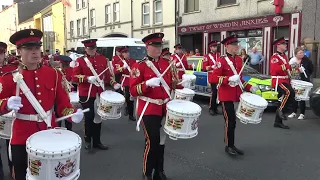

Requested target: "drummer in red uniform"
[
  {"left": 130, "top": 33, "right": 190, "bottom": 180},
  {"left": 202, "top": 40, "right": 221, "bottom": 116},
  {"left": 171, "top": 44, "right": 195, "bottom": 79},
  {"left": 0, "top": 29, "right": 84, "bottom": 180},
  {"left": 112, "top": 47, "right": 123, "bottom": 86},
  {"left": 113, "top": 46, "right": 136, "bottom": 121},
  {"left": 270, "top": 37, "right": 295, "bottom": 129},
  {"left": 73, "top": 39, "right": 121, "bottom": 150},
  {"left": 211, "top": 34, "right": 258, "bottom": 156}
]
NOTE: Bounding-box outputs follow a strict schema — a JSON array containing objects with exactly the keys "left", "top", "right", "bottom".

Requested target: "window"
[
  {"left": 76, "top": 0, "right": 80, "bottom": 10},
  {"left": 218, "top": 0, "right": 237, "bottom": 6},
  {"left": 142, "top": 3, "right": 150, "bottom": 26},
  {"left": 113, "top": 2, "right": 120, "bottom": 22},
  {"left": 154, "top": 0, "right": 162, "bottom": 24},
  {"left": 82, "top": 0, "right": 86, "bottom": 8},
  {"left": 70, "top": 21, "right": 74, "bottom": 37},
  {"left": 105, "top": 5, "right": 111, "bottom": 23},
  {"left": 90, "top": 9, "right": 95, "bottom": 26},
  {"left": 82, "top": 18, "right": 87, "bottom": 35},
  {"left": 77, "top": 19, "right": 81, "bottom": 36},
  {"left": 184, "top": 0, "right": 199, "bottom": 13}
]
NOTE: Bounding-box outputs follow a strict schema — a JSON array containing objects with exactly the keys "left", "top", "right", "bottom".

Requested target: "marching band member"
[
  {"left": 112, "top": 46, "right": 136, "bottom": 121},
  {"left": 210, "top": 35, "right": 258, "bottom": 156},
  {"left": 202, "top": 40, "right": 221, "bottom": 116},
  {"left": 72, "top": 39, "right": 121, "bottom": 150},
  {"left": 0, "top": 29, "right": 84, "bottom": 180},
  {"left": 270, "top": 37, "right": 295, "bottom": 129},
  {"left": 171, "top": 44, "right": 195, "bottom": 79},
  {"left": 0, "top": 41, "right": 16, "bottom": 178},
  {"left": 130, "top": 33, "right": 188, "bottom": 180},
  {"left": 112, "top": 47, "right": 123, "bottom": 86},
  {"left": 161, "top": 48, "right": 171, "bottom": 60}
]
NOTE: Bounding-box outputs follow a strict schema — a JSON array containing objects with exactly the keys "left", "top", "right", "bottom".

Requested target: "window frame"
[
  {"left": 105, "top": 4, "right": 111, "bottom": 24},
  {"left": 142, "top": 2, "right": 150, "bottom": 26},
  {"left": 70, "top": 21, "right": 74, "bottom": 38},
  {"left": 184, "top": 0, "right": 199, "bottom": 13},
  {"left": 76, "top": 0, "right": 80, "bottom": 10},
  {"left": 76, "top": 19, "right": 81, "bottom": 36},
  {"left": 218, "top": 0, "right": 237, "bottom": 6},
  {"left": 82, "top": 18, "right": 87, "bottom": 35},
  {"left": 82, "top": 0, "right": 86, "bottom": 8},
  {"left": 90, "top": 9, "right": 96, "bottom": 27},
  {"left": 113, "top": 2, "right": 120, "bottom": 22},
  {"left": 154, "top": 0, "right": 162, "bottom": 24}
]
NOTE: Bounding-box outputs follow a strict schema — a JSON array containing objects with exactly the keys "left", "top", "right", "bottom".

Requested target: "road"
[{"left": 1, "top": 97, "right": 320, "bottom": 180}]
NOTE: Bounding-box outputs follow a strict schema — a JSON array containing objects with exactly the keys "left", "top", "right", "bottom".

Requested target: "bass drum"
[{"left": 310, "top": 87, "right": 320, "bottom": 117}]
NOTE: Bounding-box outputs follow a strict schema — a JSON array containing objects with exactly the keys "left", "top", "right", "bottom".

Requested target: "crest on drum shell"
[
  {"left": 240, "top": 105, "right": 255, "bottom": 117},
  {"left": 167, "top": 118, "right": 184, "bottom": 130},
  {"left": 55, "top": 159, "right": 76, "bottom": 178},
  {"left": 29, "top": 159, "right": 42, "bottom": 176},
  {"left": 271, "top": 58, "right": 278, "bottom": 63},
  {"left": 100, "top": 104, "right": 112, "bottom": 113},
  {"left": 191, "top": 119, "right": 198, "bottom": 131},
  {"left": 131, "top": 68, "right": 140, "bottom": 78},
  {"left": 0, "top": 121, "right": 5, "bottom": 131},
  {"left": 294, "top": 89, "right": 305, "bottom": 95}
]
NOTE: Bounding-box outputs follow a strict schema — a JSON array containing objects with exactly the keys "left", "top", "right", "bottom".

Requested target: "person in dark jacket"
[{"left": 288, "top": 46, "right": 314, "bottom": 120}]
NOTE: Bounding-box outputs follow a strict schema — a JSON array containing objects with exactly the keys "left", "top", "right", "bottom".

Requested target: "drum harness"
[
  {"left": 120, "top": 58, "right": 131, "bottom": 91},
  {"left": 272, "top": 54, "right": 291, "bottom": 93},
  {"left": 135, "top": 60, "right": 173, "bottom": 131},
  {"left": 174, "top": 54, "right": 186, "bottom": 72},
  {"left": 224, "top": 56, "right": 244, "bottom": 91}
]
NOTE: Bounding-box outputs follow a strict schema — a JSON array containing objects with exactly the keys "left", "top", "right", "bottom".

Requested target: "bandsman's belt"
[
  {"left": 15, "top": 110, "right": 52, "bottom": 122},
  {"left": 271, "top": 76, "right": 289, "bottom": 79},
  {"left": 139, "top": 96, "right": 169, "bottom": 105},
  {"left": 176, "top": 68, "right": 184, "bottom": 71}
]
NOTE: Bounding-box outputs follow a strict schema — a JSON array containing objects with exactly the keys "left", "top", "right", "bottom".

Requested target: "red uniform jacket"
[
  {"left": 72, "top": 54, "right": 117, "bottom": 97},
  {"left": 0, "top": 64, "right": 18, "bottom": 76},
  {"left": 202, "top": 52, "right": 220, "bottom": 83},
  {"left": 130, "top": 56, "right": 183, "bottom": 116},
  {"left": 270, "top": 52, "right": 291, "bottom": 88},
  {"left": 41, "top": 58, "right": 50, "bottom": 66},
  {"left": 0, "top": 64, "right": 74, "bottom": 145},
  {"left": 111, "top": 55, "right": 122, "bottom": 83},
  {"left": 210, "top": 53, "right": 252, "bottom": 102},
  {"left": 113, "top": 57, "right": 136, "bottom": 87},
  {"left": 62, "top": 67, "right": 73, "bottom": 82},
  {"left": 171, "top": 53, "right": 190, "bottom": 79}
]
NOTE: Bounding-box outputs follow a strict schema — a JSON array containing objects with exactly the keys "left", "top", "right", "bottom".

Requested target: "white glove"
[
  {"left": 123, "top": 63, "right": 128, "bottom": 69},
  {"left": 299, "top": 66, "right": 305, "bottom": 72},
  {"left": 48, "top": 54, "right": 53, "bottom": 59},
  {"left": 176, "top": 62, "right": 181, "bottom": 67},
  {"left": 146, "top": 77, "right": 161, "bottom": 87},
  {"left": 211, "top": 65, "right": 215, "bottom": 69},
  {"left": 113, "top": 83, "right": 121, "bottom": 90},
  {"left": 228, "top": 75, "right": 240, "bottom": 82},
  {"left": 7, "top": 96, "right": 23, "bottom": 111},
  {"left": 250, "top": 86, "right": 259, "bottom": 93},
  {"left": 192, "top": 63, "right": 195, "bottom": 69},
  {"left": 71, "top": 109, "right": 84, "bottom": 123},
  {"left": 87, "top": 76, "right": 97, "bottom": 84}
]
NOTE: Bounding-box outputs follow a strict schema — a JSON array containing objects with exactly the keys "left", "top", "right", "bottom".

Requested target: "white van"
[{"left": 75, "top": 37, "right": 147, "bottom": 61}]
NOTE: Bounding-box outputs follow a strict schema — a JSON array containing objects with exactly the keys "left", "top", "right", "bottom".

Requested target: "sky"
[{"left": 0, "top": 0, "right": 14, "bottom": 5}]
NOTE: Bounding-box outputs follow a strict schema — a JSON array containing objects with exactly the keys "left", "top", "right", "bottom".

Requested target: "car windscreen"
[
  {"left": 129, "top": 46, "right": 147, "bottom": 60},
  {"left": 242, "top": 65, "right": 260, "bottom": 75},
  {"left": 187, "top": 59, "right": 199, "bottom": 68}
]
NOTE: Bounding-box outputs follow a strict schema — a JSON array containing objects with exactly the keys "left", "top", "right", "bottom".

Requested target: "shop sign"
[{"left": 178, "top": 14, "right": 290, "bottom": 34}]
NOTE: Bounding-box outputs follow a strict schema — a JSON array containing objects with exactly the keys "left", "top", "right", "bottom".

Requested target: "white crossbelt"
[
  {"left": 176, "top": 68, "right": 184, "bottom": 71},
  {"left": 271, "top": 76, "right": 289, "bottom": 79},
  {"left": 15, "top": 110, "right": 52, "bottom": 122},
  {"left": 120, "top": 74, "right": 130, "bottom": 90},
  {"left": 139, "top": 96, "right": 169, "bottom": 105}
]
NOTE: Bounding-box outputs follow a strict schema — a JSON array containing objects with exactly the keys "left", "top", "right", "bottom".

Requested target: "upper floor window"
[
  {"left": 142, "top": 3, "right": 150, "bottom": 26},
  {"left": 82, "top": 0, "right": 86, "bottom": 8},
  {"left": 218, "top": 0, "right": 237, "bottom": 6},
  {"left": 154, "top": 0, "right": 162, "bottom": 24},
  {"left": 70, "top": 21, "right": 74, "bottom": 37},
  {"left": 105, "top": 5, "right": 111, "bottom": 24},
  {"left": 77, "top": 19, "right": 81, "bottom": 36},
  {"left": 184, "top": 0, "right": 199, "bottom": 13},
  {"left": 82, "top": 18, "right": 87, "bottom": 35},
  {"left": 90, "top": 9, "right": 96, "bottom": 26},
  {"left": 113, "top": 2, "right": 120, "bottom": 22},
  {"left": 76, "top": 0, "right": 80, "bottom": 10}
]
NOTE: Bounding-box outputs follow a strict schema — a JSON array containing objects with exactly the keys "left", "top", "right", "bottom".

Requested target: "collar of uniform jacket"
[
  {"left": 226, "top": 52, "right": 236, "bottom": 57},
  {"left": 19, "top": 62, "right": 42, "bottom": 70},
  {"left": 146, "top": 55, "right": 158, "bottom": 62},
  {"left": 276, "top": 51, "right": 285, "bottom": 55}
]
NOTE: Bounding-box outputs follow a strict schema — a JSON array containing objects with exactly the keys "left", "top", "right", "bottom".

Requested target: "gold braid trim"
[
  {"left": 281, "top": 64, "right": 286, "bottom": 71},
  {"left": 62, "top": 108, "right": 74, "bottom": 116},
  {"left": 206, "top": 66, "right": 210, "bottom": 71},
  {"left": 243, "top": 81, "right": 248, "bottom": 87},
  {"left": 218, "top": 76, "right": 226, "bottom": 86},
  {"left": 117, "top": 67, "right": 123, "bottom": 72},
  {"left": 136, "top": 84, "right": 143, "bottom": 95},
  {"left": 75, "top": 75, "right": 85, "bottom": 83}
]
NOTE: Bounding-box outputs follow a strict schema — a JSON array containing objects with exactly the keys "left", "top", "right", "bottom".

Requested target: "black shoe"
[
  {"left": 225, "top": 146, "right": 237, "bottom": 155},
  {"left": 124, "top": 108, "right": 128, "bottom": 116},
  {"left": 274, "top": 123, "right": 290, "bottom": 129},
  {"left": 129, "top": 115, "right": 136, "bottom": 121},
  {"left": 209, "top": 109, "right": 219, "bottom": 116},
  {"left": 232, "top": 146, "right": 244, "bottom": 155},
  {"left": 93, "top": 143, "right": 109, "bottom": 150},
  {"left": 277, "top": 109, "right": 287, "bottom": 120},
  {"left": 84, "top": 141, "right": 92, "bottom": 150},
  {"left": 142, "top": 174, "right": 153, "bottom": 180},
  {"left": 153, "top": 171, "right": 167, "bottom": 180}
]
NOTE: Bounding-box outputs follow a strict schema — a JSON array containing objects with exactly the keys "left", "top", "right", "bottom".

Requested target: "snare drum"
[
  {"left": 0, "top": 111, "right": 14, "bottom": 139},
  {"left": 26, "top": 128, "right": 81, "bottom": 180},
  {"left": 69, "top": 92, "right": 81, "bottom": 109},
  {"left": 182, "top": 74, "right": 196, "bottom": 89},
  {"left": 164, "top": 100, "right": 201, "bottom": 140},
  {"left": 236, "top": 92, "right": 268, "bottom": 124},
  {"left": 174, "top": 88, "right": 195, "bottom": 101},
  {"left": 291, "top": 79, "right": 314, "bottom": 101},
  {"left": 97, "top": 90, "right": 125, "bottom": 120}
]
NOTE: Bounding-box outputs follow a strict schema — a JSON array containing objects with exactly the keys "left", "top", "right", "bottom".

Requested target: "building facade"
[
  {"left": 18, "top": 18, "right": 34, "bottom": 31},
  {"left": 132, "top": 0, "right": 176, "bottom": 51},
  {"left": 177, "top": 0, "right": 302, "bottom": 75},
  {"left": 0, "top": 3, "right": 18, "bottom": 53}
]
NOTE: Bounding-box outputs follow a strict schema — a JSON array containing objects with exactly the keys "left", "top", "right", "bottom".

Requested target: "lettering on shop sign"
[{"left": 178, "top": 14, "right": 290, "bottom": 33}]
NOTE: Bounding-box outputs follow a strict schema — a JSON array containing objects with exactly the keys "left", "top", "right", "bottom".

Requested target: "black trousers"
[
  {"left": 80, "top": 96, "right": 102, "bottom": 145},
  {"left": 221, "top": 101, "right": 236, "bottom": 147},
  {"left": 123, "top": 86, "right": 134, "bottom": 116},
  {"left": 292, "top": 100, "right": 306, "bottom": 115},
  {"left": 141, "top": 115, "right": 164, "bottom": 176},
  {"left": 275, "top": 83, "right": 295, "bottom": 123},
  {"left": 0, "top": 140, "right": 12, "bottom": 177},
  {"left": 11, "top": 145, "right": 28, "bottom": 180},
  {"left": 209, "top": 83, "right": 218, "bottom": 111},
  {"left": 55, "top": 104, "right": 72, "bottom": 130}
]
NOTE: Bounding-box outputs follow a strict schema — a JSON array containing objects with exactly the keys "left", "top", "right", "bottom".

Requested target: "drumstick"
[
  {"left": 98, "top": 67, "right": 110, "bottom": 76},
  {"left": 239, "top": 58, "right": 250, "bottom": 75},
  {"left": 56, "top": 108, "right": 90, "bottom": 122},
  {"left": 160, "top": 61, "right": 174, "bottom": 78}
]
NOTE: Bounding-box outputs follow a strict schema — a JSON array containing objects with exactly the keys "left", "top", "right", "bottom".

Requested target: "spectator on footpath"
[
  {"left": 195, "top": 49, "right": 201, "bottom": 56},
  {"left": 301, "top": 44, "right": 311, "bottom": 58},
  {"left": 288, "top": 46, "right": 314, "bottom": 120},
  {"left": 249, "top": 47, "right": 264, "bottom": 72},
  {"left": 240, "top": 49, "right": 251, "bottom": 64}
]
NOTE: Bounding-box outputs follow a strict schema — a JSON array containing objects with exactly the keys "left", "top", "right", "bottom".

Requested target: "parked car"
[{"left": 185, "top": 56, "right": 279, "bottom": 107}]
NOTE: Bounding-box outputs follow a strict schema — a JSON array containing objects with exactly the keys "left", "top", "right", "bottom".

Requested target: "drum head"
[
  {"left": 176, "top": 88, "right": 195, "bottom": 95},
  {"left": 241, "top": 93, "right": 268, "bottom": 107},
  {"left": 27, "top": 129, "right": 80, "bottom": 153},
  {"left": 182, "top": 74, "right": 196, "bottom": 80},
  {"left": 167, "top": 100, "right": 201, "bottom": 114},
  {"left": 100, "top": 90, "right": 125, "bottom": 103},
  {"left": 69, "top": 92, "right": 79, "bottom": 102}
]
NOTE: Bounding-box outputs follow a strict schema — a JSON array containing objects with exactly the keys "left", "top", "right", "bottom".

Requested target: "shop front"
[{"left": 178, "top": 13, "right": 302, "bottom": 75}]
